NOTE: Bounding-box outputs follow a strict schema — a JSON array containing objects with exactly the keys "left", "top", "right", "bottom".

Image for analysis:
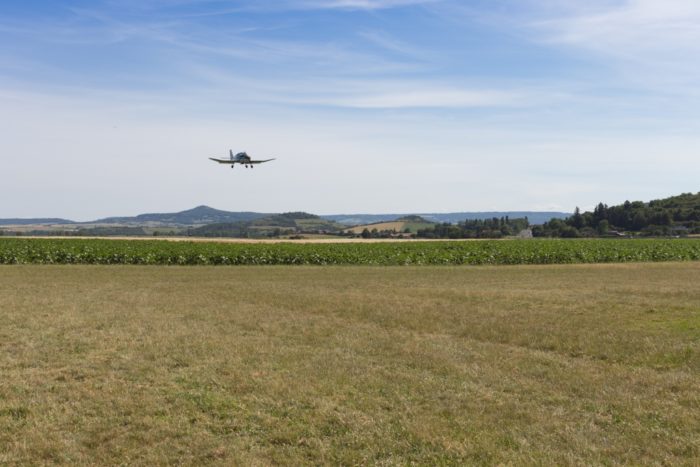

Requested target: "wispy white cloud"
[
  {"left": 299, "top": 0, "right": 439, "bottom": 10},
  {"left": 357, "top": 30, "right": 428, "bottom": 58},
  {"left": 530, "top": 0, "right": 700, "bottom": 87},
  {"left": 537, "top": 1, "right": 700, "bottom": 51},
  {"left": 0, "top": 8, "right": 425, "bottom": 87},
  {"left": 131, "top": 0, "right": 441, "bottom": 13},
  {"left": 307, "top": 85, "right": 526, "bottom": 109}
]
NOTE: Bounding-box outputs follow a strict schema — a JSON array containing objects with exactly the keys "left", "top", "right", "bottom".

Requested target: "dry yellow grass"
[
  {"left": 344, "top": 221, "right": 407, "bottom": 234},
  {"left": 1, "top": 263, "right": 699, "bottom": 464}
]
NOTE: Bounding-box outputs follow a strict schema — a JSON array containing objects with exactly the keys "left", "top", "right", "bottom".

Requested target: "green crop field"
[
  {"left": 1, "top": 264, "right": 698, "bottom": 464},
  {"left": 2, "top": 237, "right": 700, "bottom": 265}
]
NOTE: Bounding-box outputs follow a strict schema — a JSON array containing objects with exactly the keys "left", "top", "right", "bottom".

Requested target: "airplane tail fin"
[{"left": 229, "top": 149, "right": 234, "bottom": 160}]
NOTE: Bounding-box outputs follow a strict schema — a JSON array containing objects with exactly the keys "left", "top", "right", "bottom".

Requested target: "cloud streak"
[
  {"left": 529, "top": 0, "right": 700, "bottom": 87},
  {"left": 298, "top": 0, "right": 439, "bottom": 10},
  {"left": 301, "top": 85, "right": 527, "bottom": 109}
]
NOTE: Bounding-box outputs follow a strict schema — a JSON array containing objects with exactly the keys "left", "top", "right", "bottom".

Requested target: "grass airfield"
[{"left": 1, "top": 264, "right": 699, "bottom": 464}]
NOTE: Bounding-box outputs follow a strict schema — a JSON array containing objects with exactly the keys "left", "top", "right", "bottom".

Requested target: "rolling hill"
[
  {"left": 94, "top": 205, "right": 268, "bottom": 225},
  {"left": 324, "top": 211, "right": 569, "bottom": 226},
  {"left": 189, "top": 212, "right": 345, "bottom": 237},
  {"left": 1, "top": 207, "right": 569, "bottom": 228},
  {"left": 344, "top": 215, "right": 435, "bottom": 235},
  {"left": 0, "top": 218, "right": 75, "bottom": 226}
]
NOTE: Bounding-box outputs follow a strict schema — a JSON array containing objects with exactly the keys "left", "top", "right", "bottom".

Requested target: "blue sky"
[{"left": 1, "top": 0, "right": 699, "bottom": 219}]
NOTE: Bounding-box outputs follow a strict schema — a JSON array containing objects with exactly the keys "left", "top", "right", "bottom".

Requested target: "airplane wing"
[
  {"left": 249, "top": 158, "right": 276, "bottom": 164},
  {"left": 209, "top": 158, "right": 235, "bottom": 164}
]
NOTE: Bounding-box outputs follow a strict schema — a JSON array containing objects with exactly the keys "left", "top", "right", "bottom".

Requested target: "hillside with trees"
[
  {"left": 95, "top": 205, "right": 268, "bottom": 225},
  {"left": 189, "top": 212, "right": 344, "bottom": 238},
  {"left": 534, "top": 192, "right": 700, "bottom": 237},
  {"left": 417, "top": 217, "right": 530, "bottom": 239},
  {"left": 344, "top": 216, "right": 435, "bottom": 237},
  {"left": 325, "top": 211, "right": 567, "bottom": 225}
]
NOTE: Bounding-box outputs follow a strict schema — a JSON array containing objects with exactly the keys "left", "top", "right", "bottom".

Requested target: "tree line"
[
  {"left": 534, "top": 192, "right": 700, "bottom": 237},
  {"left": 417, "top": 217, "right": 529, "bottom": 239}
]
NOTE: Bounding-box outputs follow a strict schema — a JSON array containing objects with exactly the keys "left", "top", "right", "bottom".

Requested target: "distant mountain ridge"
[
  {"left": 0, "top": 218, "right": 75, "bottom": 226},
  {"left": 0, "top": 206, "right": 569, "bottom": 227},
  {"left": 190, "top": 212, "right": 344, "bottom": 237},
  {"left": 94, "top": 206, "right": 268, "bottom": 225},
  {"left": 323, "top": 211, "right": 569, "bottom": 226}
]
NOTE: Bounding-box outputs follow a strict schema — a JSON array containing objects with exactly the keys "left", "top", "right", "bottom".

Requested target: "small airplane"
[{"left": 209, "top": 150, "right": 275, "bottom": 169}]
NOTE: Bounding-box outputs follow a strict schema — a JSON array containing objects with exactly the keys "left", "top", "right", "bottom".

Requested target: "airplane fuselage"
[{"left": 233, "top": 153, "right": 251, "bottom": 163}]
